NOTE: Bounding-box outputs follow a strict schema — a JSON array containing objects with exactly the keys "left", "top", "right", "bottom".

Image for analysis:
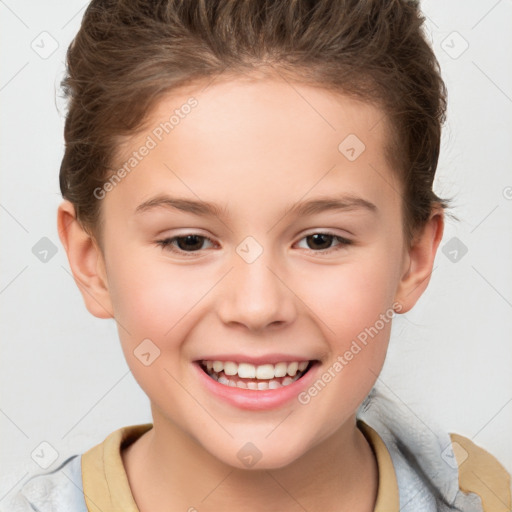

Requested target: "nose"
[{"left": 216, "top": 248, "right": 297, "bottom": 332}]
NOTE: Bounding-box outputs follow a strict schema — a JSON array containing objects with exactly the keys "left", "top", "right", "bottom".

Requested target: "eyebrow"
[{"left": 134, "top": 194, "right": 378, "bottom": 218}]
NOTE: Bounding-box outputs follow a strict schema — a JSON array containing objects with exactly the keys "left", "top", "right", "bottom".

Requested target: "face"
[{"left": 93, "top": 76, "right": 409, "bottom": 469}]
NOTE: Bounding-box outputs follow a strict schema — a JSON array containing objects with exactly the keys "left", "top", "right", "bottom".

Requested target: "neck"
[{"left": 122, "top": 409, "right": 378, "bottom": 512}]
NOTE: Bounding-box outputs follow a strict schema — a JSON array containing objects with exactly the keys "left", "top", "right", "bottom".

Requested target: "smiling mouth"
[{"left": 199, "top": 360, "right": 316, "bottom": 390}]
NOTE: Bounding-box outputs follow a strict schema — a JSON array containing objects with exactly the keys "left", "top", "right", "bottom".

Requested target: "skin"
[{"left": 57, "top": 73, "right": 444, "bottom": 512}]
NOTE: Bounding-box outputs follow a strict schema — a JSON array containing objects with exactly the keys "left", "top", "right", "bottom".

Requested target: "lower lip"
[{"left": 193, "top": 361, "right": 320, "bottom": 411}]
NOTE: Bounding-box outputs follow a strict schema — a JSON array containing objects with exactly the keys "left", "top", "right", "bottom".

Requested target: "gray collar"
[{"left": 357, "top": 382, "right": 484, "bottom": 512}]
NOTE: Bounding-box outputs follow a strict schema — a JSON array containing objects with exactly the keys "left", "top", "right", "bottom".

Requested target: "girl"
[{"left": 7, "top": 1, "right": 510, "bottom": 511}]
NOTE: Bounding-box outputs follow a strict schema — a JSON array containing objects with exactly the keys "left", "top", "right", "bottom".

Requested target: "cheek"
[
  {"left": 296, "top": 260, "right": 396, "bottom": 431},
  {"left": 105, "top": 253, "right": 209, "bottom": 397},
  {"left": 105, "top": 249, "right": 209, "bottom": 346},
  {"left": 300, "top": 253, "right": 399, "bottom": 342}
]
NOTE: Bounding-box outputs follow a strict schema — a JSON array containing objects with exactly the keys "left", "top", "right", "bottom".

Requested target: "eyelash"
[{"left": 155, "top": 232, "right": 353, "bottom": 257}]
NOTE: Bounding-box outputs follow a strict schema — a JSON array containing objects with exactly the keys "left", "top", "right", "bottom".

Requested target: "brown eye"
[
  {"left": 296, "top": 232, "right": 352, "bottom": 254},
  {"left": 156, "top": 234, "right": 215, "bottom": 255},
  {"left": 174, "top": 235, "right": 206, "bottom": 251},
  {"left": 305, "top": 233, "right": 335, "bottom": 250}
]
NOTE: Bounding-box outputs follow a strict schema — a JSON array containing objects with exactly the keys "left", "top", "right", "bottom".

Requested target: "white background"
[{"left": 1, "top": 0, "right": 511, "bottom": 502}]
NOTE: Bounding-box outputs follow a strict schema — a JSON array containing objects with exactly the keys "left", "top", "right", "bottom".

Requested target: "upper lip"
[{"left": 195, "top": 354, "right": 316, "bottom": 365}]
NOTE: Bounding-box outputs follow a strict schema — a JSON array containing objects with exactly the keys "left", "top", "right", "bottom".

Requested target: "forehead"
[
  {"left": 145, "top": 74, "right": 389, "bottom": 154},
  {"left": 107, "top": 75, "right": 402, "bottom": 226}
]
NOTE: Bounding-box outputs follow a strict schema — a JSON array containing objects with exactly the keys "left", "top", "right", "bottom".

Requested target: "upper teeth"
[{"left": 204, "top": 360, "right": 309, "bottom": 380}]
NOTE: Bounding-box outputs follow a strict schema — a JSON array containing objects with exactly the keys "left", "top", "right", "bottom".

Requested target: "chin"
[{"left": 208, "top": 440, "right": 308, "bottom": 471}]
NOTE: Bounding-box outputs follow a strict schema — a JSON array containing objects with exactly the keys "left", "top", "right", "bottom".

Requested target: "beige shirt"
[{"left": 80, "top": 421, "right": 511, "bottom": 512}]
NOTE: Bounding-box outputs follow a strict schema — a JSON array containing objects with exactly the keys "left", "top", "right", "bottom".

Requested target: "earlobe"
[
  {"left": 57, "top": 200, "right": 114, "bottom": 319},
  {"left": 394, "top": 208, "right": 445, "bottom": 313}
]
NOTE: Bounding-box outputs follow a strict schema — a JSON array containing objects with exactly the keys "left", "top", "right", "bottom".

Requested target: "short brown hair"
[{"left": 59, "top": 0, "right": 448, "bottom": 245}]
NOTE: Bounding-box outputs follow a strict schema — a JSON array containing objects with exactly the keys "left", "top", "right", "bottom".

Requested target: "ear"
[
  {"left": 57, "top": 200, "right": 114, "bottom": 319},
  {"left": 394, "top": 206, "right": 444, "bottom": 313}
]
